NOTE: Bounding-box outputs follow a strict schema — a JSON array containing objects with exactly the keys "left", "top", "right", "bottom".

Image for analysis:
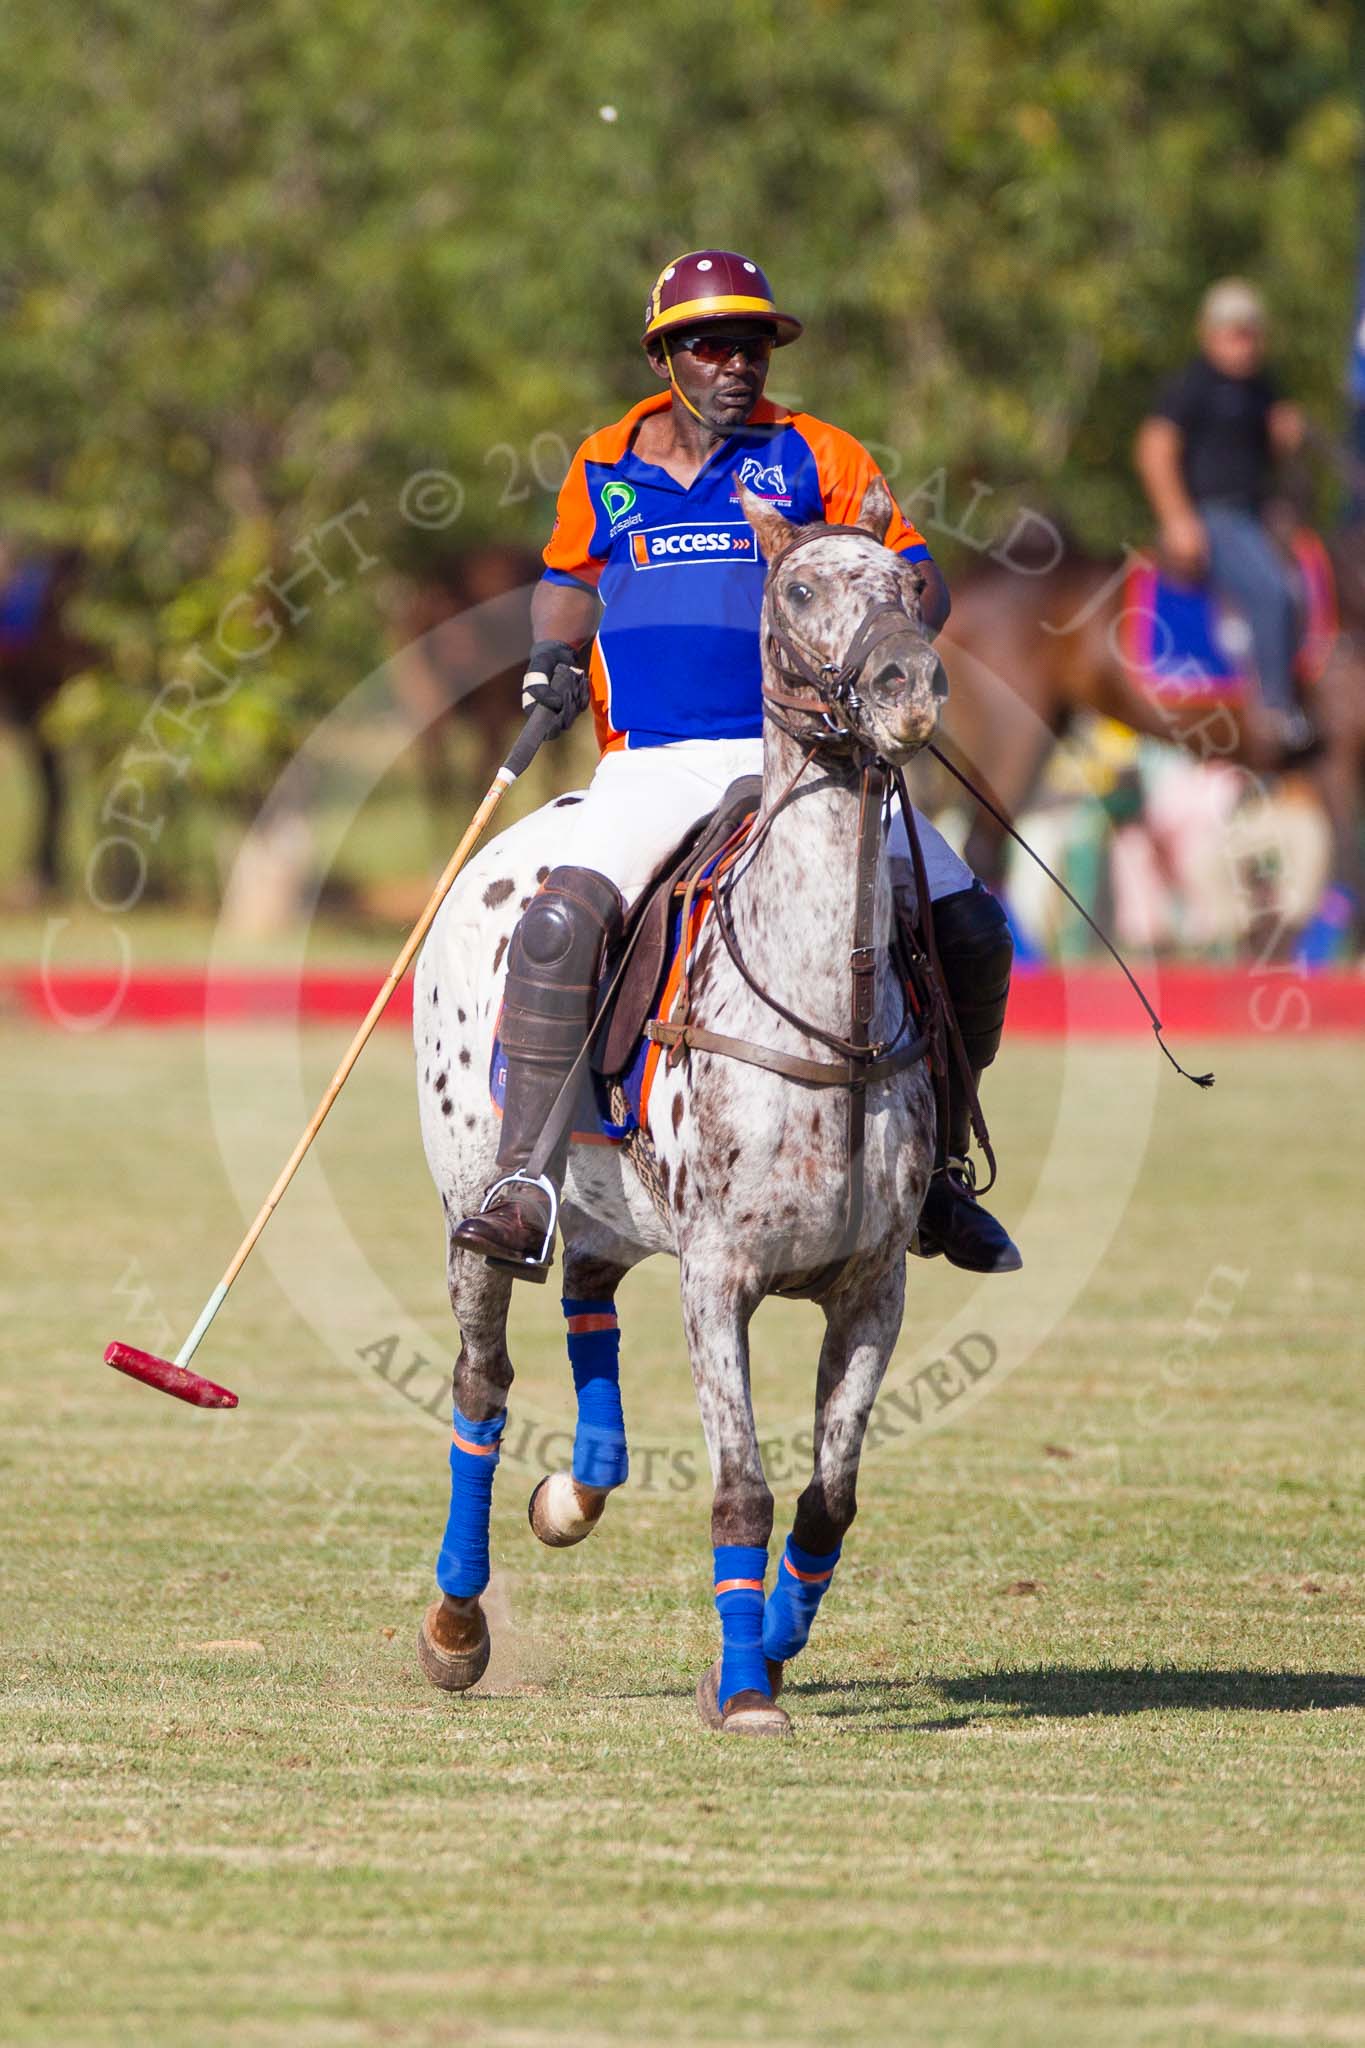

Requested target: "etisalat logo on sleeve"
[{"left": 601, "top": 480, "right": 642, "bottom": 532}]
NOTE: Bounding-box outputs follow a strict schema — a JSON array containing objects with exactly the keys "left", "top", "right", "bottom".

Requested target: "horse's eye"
[{"left": 788, "top": 581, "right": 813, "bottom": 606}]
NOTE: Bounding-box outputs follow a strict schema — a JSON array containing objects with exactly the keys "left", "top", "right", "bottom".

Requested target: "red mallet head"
[{"left": 104, "top": 1342, "right": 238, "bottom": 1410}]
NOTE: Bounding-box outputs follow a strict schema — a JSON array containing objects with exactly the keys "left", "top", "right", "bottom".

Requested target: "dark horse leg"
[
  {"left": 32, "top": 730, "right": 63, "bottom": 891},
  {"left": 1306, "top": 646, "right": 1365, "bottom": 946}
]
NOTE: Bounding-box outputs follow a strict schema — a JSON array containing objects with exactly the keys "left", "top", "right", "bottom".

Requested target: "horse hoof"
[
  {"left": 767, "top": 1658, "right": 785, "bottom": 1701},
  {"left": 694, "top": 1658, "right": 792, "bottom": 1737},
  {"left": 527, "top": 1472, "right": 608, "bottom": 1548},
  {"left": 416, "top": 1596, "right": 490, "bottom": 1693}
]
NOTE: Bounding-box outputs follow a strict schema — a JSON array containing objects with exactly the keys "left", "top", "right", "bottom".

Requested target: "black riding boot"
[
  {"left": 912, "top": 882, "right": 1022, "bottom": 1274},
  {"left": 451, "top": 866, "right": 623, "bottom": 1280}
]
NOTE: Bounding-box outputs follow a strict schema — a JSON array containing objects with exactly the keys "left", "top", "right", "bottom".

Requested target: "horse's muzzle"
[{"left": 864, "top": 640, "right": 945, "bottom": 762}]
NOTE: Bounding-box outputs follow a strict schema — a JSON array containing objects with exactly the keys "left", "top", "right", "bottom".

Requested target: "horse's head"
[{"left": 738, "top": 476, "right": 947, "bottom": 765}]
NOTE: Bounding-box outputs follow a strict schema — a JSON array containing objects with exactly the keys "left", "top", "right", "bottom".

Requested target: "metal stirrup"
[{"left": 477, "top": 1171, "right": 560, "bottom": 1268}]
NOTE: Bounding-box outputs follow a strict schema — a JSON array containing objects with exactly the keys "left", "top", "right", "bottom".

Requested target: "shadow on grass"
[
  {"left": 941, "top": 1667, "right": 1365, "bottom": 1717},
  {"left": 790, "top": 1667, "right": 1365, "bottom": 1724}
]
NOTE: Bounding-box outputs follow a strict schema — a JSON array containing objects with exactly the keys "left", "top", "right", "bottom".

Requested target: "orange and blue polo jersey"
[{"left": 542, "top": 392, "right": 932, "bottom": 752}]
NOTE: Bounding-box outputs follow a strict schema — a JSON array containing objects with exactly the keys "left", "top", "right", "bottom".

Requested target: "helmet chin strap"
[{"left": 660, "top": 335, "right": 713, "bottom": 428}]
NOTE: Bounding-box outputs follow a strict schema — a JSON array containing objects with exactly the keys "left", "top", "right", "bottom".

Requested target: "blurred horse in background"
[
  {"left": 936, "top": 522, "right": 1365, "bottom": 955},
  {"left": 0, "top": 545, "right": 98, "bottom": 898}
]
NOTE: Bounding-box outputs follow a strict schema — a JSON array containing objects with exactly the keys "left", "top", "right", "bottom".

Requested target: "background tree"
[{"left": 0, "top": 0, "right": 1357, "bottom": 890}]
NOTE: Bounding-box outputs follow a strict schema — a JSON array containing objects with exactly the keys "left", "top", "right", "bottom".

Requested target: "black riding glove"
[{"left": 522, "top": 640, "right": 589, "bottom": 736}]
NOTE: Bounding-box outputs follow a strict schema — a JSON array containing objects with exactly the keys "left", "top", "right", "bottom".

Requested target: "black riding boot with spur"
[
  {"left": 912, "top": 882, "right": 1023, "bottom": 1275},
  {"left": 451, "top": 866, "right": 623, "bottom": 1279}
]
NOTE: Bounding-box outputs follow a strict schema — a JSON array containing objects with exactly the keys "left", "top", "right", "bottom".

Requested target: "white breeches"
[{"left": 551, "top": 737, "right": 974, "bottom": 907}]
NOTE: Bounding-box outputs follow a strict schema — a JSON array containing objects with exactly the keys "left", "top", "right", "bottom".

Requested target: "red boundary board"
[{"left": 3, "top": 966, "right": 1363, "bottom": 1035}]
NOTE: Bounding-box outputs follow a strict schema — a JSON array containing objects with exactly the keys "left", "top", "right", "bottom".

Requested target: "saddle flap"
[{"left": 593, "top": 774, "right": 761, "bottom": 1079}]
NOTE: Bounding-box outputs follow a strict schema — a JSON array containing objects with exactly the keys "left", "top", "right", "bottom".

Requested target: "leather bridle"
[
  {"left": 646, "top": 523, "right": 960, "bottom": 1293},
  {"left": 760, "top": 521, "right": 931, "bottom": 751}
]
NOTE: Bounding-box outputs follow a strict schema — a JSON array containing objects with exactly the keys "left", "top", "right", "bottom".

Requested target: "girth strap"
[{"left": 645, "top": 1016, "right": 929, "bottom": 1089}]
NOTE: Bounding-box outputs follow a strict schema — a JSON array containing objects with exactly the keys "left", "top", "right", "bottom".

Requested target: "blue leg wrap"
[
  {"left": 762, "top": 1536, "right": 842, "bottom": 1662},
  {"left": 714, "top": 1543, "right": 770, "bottom": 1709},
  {"left": 563, "top": 1297, "right": 628, "bottom": 1490},
  {"left": 435, "top": 1404, "right": 506, "bottom": 1599}
]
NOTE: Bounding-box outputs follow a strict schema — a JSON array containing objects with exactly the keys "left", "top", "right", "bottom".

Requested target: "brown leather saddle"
[{"left": 591, "top": 774, "right": 762, "bottom": 1080}]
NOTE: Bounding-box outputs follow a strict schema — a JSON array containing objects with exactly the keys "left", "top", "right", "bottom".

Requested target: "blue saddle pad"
[
  {"left": 0, "top": 562, "right": 52, "bottom": 648},
  {"left": 1124, "top": 559, "right": 1246, "bottom": 697}
]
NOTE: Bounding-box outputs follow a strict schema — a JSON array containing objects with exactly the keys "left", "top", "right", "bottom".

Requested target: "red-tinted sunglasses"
[{"left": 673, "top": 330, "right": 775, "bottom": 365}]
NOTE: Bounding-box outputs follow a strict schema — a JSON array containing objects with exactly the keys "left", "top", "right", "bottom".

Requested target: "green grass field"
[{"left": 3, "top": 1026, "right": 1362, "bottom": 2047}]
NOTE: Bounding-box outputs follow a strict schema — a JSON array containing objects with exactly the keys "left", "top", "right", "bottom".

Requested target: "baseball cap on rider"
[
  {"left": 1199, "top": 277, "right": 1267, "bottom": 333},
  {"left": 642, "top": 249, "right": 803, "bottom": 348}
]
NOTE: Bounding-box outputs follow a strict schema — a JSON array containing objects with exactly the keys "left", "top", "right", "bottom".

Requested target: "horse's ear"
[
  {"left": 735, "top": 477, "right": 799, "bottom": 561},
  {"left": 855, "top": 474, "right": 896, "bottom": 543}
]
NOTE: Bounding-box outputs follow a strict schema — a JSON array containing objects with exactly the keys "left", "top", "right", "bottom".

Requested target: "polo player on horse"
[
  {"left": 1135, "top": 277, "right": 1316, "bottom": 755},
  {"left": 451, "top": 249, "right": 1021, "bottom": 1279}
]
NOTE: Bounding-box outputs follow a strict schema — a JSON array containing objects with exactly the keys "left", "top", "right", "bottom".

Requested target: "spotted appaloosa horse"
[{"left": 412, "top": 479, "right": 943, "bottom": 1736}]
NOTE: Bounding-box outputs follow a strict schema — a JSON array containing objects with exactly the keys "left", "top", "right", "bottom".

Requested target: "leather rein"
[{"left": 645, "top": 524, "right": 952, "bottom": 1279}]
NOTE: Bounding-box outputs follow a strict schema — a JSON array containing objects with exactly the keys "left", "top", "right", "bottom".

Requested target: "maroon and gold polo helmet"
[{"left": 642, "top": 249, "right": 803, "bottom": 349}]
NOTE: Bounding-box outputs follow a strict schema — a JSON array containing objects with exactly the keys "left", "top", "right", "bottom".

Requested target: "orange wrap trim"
[
  {"left": 451, "top": 1428, "right": 501, "bottom": 1458},
  {"left": 782, "top": 1555, "right": 836, "bottom": 1585}
]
